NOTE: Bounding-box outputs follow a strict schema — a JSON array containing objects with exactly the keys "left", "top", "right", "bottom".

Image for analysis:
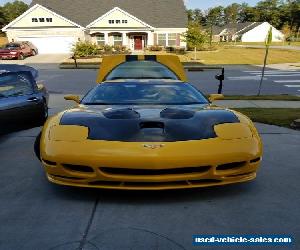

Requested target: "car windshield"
[
  {"left": 0, "top": 72, "right": 34, "bottom": 98},
  {"left": 82, "top": 82, "right": 208, "bottom": 105},
  {"left": 4, "top": 43, "right": 20, "bottom": 49},
  {"left": 105, "top": 61, "right": 179, "bottom": 80}
]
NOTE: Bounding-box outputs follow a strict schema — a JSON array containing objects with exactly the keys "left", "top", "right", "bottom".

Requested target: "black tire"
[
  {"left": 37, "top": 101, "right": 48, "bottom": 126},
  {"left": 31, "top": 50, "right": 36, "bottom": 56},
  {"left": 18, "top": 53, "right": 25, "bottom": 60},
  {"left": 34, "top": 132, "right": 42, "bottom": 161}
]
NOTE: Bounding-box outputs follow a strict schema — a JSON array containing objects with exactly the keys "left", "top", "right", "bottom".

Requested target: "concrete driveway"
[
  {"left": 0, "top": 123, "right": 299, "bottom": 250},
  {"left": 0, "top": 54, "right": 70, "bottom": 66}
]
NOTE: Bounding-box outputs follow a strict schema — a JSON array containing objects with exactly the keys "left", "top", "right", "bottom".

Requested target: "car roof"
[{"left": 97, "top": 55, "right": 187, "bottom": 83}]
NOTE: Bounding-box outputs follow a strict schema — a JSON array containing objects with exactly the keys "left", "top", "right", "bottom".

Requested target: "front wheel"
[
  {"left": 34, "top": 132, "right": 42, "bottom": 161},
  {"left": 18, "top": 53, "right": 25, "bottom": 60},
  {"left": 37, "top": 100, "right": 48, "bottom": 126},
  {"left": 31, "top": 50, "right": 37, "bottom": 56}
]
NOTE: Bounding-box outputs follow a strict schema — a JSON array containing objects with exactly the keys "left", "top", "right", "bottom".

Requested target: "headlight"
[
  {"left": 214, "top": 123, "right": 252, "bottom": 140},
  {"left": 10, "top": 51, "right": 17, "bottom": 55}
]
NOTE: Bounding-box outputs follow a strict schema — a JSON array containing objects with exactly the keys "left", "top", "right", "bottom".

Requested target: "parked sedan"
[
  {"left": 0, "top": 42, "right": 37, "bottom": 60},
  {"left": 0, "top": 71, "right": 49, "bottom": 134}
]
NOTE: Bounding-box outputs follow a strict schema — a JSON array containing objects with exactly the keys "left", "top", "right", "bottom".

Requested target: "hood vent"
[
  {"left": 160, "top": 108, "right": 195, "bottom": 119},
  {"left": 103, "top": 108, "right": 140, "bottom": 119}
]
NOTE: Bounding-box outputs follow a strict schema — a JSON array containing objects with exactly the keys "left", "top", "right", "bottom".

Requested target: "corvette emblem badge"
[{"left": 143, "top": 144, "right": 165, "bottom": 149}]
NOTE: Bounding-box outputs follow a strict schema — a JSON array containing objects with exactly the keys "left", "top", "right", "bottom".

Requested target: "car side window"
[{"left": 0, "top": 72, "right": 34, "bottom": 98}]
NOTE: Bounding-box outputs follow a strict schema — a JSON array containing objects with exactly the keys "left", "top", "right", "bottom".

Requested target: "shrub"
[
  {"left": 72, "top": 41, "right": 99, "bottom": 57},
  {"left": 149, "top": 45, "right": 163, "bottom": 51}
]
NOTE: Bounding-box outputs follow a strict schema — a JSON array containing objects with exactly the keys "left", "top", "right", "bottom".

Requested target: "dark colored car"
[
  {"left": 0, "top": 64, "right": 39, "bottom": 80},
  {"left": 0, "top": 71, "right": 49, "bottom": 134},
  {"left": 0, "top": 42, "right": 37, "bottom": 60}
]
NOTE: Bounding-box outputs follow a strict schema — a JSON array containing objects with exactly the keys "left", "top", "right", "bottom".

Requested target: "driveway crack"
[{"left": 78, "top": 196, "right": 100, "bottom": 250}]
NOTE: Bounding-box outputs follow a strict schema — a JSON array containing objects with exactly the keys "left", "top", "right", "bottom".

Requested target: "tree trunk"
[{"left": 194, "top": 46, "right": 197, "bottom": 61}]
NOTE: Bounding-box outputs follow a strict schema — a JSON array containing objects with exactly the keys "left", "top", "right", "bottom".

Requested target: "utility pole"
[{"left": 258, "top": 27, "right": 272, "bottom": 96}]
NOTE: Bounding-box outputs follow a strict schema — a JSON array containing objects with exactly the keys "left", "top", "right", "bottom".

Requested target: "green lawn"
[
  {"left": 234, "top": 108, "right": 300, "bottom": 128},
  {"left": 182, "top": 47, "right": 300, "bottom": 64},
  {"left": 225, "top": 95, "right": 300, "bottom": 101}
]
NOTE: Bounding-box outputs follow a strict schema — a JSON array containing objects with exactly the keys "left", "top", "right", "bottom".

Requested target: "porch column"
[
  {"left": 104, "top": 32, "right": 109, "bottom": 45},
  {"left": 147, "top": 32, "right": 154, "bottom": 46},
  {"left": 122, "top": 32, "right": 127, "bottom": 46}
]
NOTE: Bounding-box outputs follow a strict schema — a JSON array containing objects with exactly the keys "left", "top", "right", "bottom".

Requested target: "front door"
[{"left": 134, "top": 36, "right": 143, "bottom": 50}]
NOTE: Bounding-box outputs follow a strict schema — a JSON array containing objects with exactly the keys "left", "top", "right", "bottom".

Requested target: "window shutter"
[
  {"left": 176, "top": 34, "right": 180, "bottom": 46},
  {"left": 153, "top": 33, "right": 157, "bottom": 46}
]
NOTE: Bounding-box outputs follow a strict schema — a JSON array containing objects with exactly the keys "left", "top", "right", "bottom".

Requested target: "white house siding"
[{"left": 241, "top": 22, "right": 284, "bottom": 42}]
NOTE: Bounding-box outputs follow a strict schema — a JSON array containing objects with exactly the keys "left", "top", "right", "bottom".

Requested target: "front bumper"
[
  {"left": 0, "top": 54, "right": 18, "bottom": 59},
  {"left": 41, "top": 136, "right": 262, "bottom": 190}
]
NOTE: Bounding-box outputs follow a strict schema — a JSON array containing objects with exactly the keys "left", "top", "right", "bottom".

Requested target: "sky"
[{"left": 0, "top": 0, "right": 261, "bottom": 9}]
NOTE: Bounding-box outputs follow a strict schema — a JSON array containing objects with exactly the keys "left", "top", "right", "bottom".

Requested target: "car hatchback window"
[
  {"left": 0, "top": 72, "right": 34, "bottom": 98},
  {"left": 105, "top": 61, "right": 179, "bottom": 80}
]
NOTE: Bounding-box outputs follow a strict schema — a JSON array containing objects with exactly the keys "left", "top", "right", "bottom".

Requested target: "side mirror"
[
  {"left": 209, "top": 94, "right": 224, "bottom": 102},
  {"left": 64, "top": 95, "right": 80, "bottom": 104}
]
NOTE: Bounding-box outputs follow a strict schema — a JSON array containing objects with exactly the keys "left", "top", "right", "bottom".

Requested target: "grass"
[
  {"left": 234, "top": 108, "right": 300, "bottom": 128},
  {"left": 182, "top": 47, "right": 300, "bottom": 64},
  {"left": 225, "top": 41, "right": 300, "bottom": 46},
  {"left": 224, "top": 95, "right": 300, "bottom": 101}
]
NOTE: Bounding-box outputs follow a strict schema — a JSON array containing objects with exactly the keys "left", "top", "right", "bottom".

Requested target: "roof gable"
[
  {"left": 2, "top": 4, "right": 82, "bottom": 31},
  {"left": 30, "top": 0, "right": 187, "bottom": 28},
  {"left": 88, "top": 7, "right": 153, "bottom": 29}
]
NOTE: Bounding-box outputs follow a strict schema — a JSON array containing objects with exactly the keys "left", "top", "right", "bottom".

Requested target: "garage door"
[{"left": 18, "top": 36, "right": 76, "bottom": 54}]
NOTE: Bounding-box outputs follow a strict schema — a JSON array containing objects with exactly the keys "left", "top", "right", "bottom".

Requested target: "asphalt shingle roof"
[
  {"left": 211, "top": 22, "right": 264, "bottom": 35},
  {"left": 31, "top": 0, "right": 188, "bottom": 28}
]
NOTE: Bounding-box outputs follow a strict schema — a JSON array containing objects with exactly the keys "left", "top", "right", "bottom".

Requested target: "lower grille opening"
[
  {"left": 89, "top": 179, "right": 223, "bottom": 187},
  {"left": 189, "top": 179, "right": 222, "bottom": 184},
  {"left": 62, "top": 164, "right": 94, "bottom": 173},
  {"left": 250, "top": 157, "right": 261, "bottom": 163},
  {"left": 227, "top": 172, "right": 255, "bottom": 177},
  {"left": 99, "top": 166, "right": 211, "bottom": 176},
  {"left": 50, "top": 174, "right": 84, "bottom": 180},
  {"left": 43, "top": 159, "right": 57, "bottom": 166},
  {"left": 216, "top": 161, "right": 247, "bottom": 171}
]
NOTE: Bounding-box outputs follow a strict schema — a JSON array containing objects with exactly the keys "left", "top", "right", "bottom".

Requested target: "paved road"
[
  {"left": 0, "top": 123, "right": 299, "bottom": 250},
  {"left": 30, "top": 64, "right": 300, "bottom": 96}
]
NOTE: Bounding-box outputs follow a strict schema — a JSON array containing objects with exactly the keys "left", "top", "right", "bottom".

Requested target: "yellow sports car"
[{"left": 35, "top": 55, "right": 263, "bottom": 190}]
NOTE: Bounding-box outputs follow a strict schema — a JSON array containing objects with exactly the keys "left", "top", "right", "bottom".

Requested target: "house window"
[
  {"left": 96, "top": 34, "right": 105, "bottom": 46},
  {"left": 116, "top": 20, "right": 121, "bottom": 24},
  {"left": 168, "top": 33, "right": 177, "bottom": 46},
  {"left": 46, "top": 18, "right": 53, "bottom": 23},
  {"left": 122, "top": 20, "right": 128, "bottom": 24},
  {"left": 113, "top": 34, "right": 122, "bottom": 46},
  {"left": 158, "top": 34, "right": 167, "bottom": 46},
  {"left": 109, "top": 20, "right": 114, "bottom": 24},
  {"left": 39, "top": 18, "right": 45, "bottom": 22},
  {"left": 32, "top": 18, "right": 38, "bottom": 22}
]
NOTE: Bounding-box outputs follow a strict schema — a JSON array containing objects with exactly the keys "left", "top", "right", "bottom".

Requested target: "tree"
[
  {"left": 224, "top": 3, "right": 241, "bottom": 24},
  {"left": 2, "top": 1, "right": 28, "bottom": 24},
  {"left": 182, "top": 23, "right": 209, "bottom": 60},
  {"left": 207, "top": 6, "right": 225, "bottom": 26},
  {"left": 0, "top": 7, "right": 6, "bottom": 27}
]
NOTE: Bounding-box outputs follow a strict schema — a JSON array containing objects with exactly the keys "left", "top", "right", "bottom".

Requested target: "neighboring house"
[
  {"left": 2, "top": 0, "right": 188, "bottom": 54},
  {"left": 212, "top": 22, "right": 284, "bottom": 42}
]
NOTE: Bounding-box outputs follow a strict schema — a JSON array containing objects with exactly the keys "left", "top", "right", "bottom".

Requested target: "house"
[
  {"left": 2, "top": 0, "right": 188, "bottom": 54},
  {"left": 212, "top": 22, "right": 285, "bottom": 42}
]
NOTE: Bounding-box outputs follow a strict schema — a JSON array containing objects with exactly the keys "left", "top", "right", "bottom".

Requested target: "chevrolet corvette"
[{"left": 35, "top": 55, "right": 262, "bottom": 190}]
